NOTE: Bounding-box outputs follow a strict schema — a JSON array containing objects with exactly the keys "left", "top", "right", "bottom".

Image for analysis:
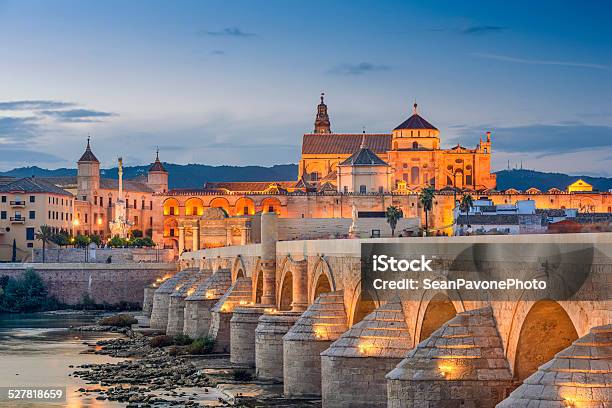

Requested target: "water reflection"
[{"left": 0, "top": 312, "right": 124, "bottom": 408}]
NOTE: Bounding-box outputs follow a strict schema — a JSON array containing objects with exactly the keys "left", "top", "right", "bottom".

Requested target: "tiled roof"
[
  {"left": 394, "top": 113, "right": 438, "bottom": 131},
  {"left": 0, "top": 176, "right": 16, "bottom": 186},
  {"left": 284, "top": 291, "right": 347, "bottom": 342},
  {"left": 339, "top": 147, "right": 389, "bottom": 166},
  {"left": 41, "top": 176, "right": 77, "bottom": 187},
  {"left": 99, "top": 178, "right": 154, "bottom": 193},
  {"left": 0, "top": 177, "right": 73, "bottom": 196},
  {"left": 302, "top": 133, "right": 391, "bottom": 155},
  {"left": 149, "top": 152, "right": 167, "bottom": 173},
  {"left": 203, "top": 181, "right": 298, "bottom": 192},
  {"left": 78, "top": 140, "right": 99, "bottom": 162}
]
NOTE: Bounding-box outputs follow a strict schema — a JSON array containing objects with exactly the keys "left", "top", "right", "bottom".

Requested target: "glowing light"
[
  {"left": 205, "top": 290, "right": 215, "bottom": 299},
  {"left": 438, "top": 363, "right": 454, "bottom": 378},
  {"left": 186, "top": 288, "right": 195, "bottom": 296},
  {"left": 314, "top": 326, "right": 326, "bottom": 340},
  {"left": 358, "top": 343, "right": 373, "bottom": 355},
  {"left": 264, "top": 308, "right": 277, "bottom": 314},
  {"left": 563, "top": 397, "right": 576, "bottom": 407},
  {"left": 72, "top": 219, "right": 80, "bottom": 226},
  {"left": 97, "top": 218, "right": 102, "bottom": 225},
  {"left": 239, "top": 300, "right": 249, "bottom": 305}
]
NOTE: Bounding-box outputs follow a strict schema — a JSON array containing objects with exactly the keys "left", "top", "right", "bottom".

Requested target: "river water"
[{"left": 0, "top": 312, "right": 125, "bottom": 408}]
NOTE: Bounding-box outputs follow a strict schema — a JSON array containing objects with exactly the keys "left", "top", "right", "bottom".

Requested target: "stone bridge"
[{"left": 147, "top": 213, "right": 611, "bottom": 407}]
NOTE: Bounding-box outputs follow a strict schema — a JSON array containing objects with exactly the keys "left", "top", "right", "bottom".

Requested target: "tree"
[
  {"left": 419, "top": 187, "right": 435, "bottom": 235},
  {"left": 51, "top": 232, "right": 70, "bottom": 247},
  {"left": 386, "top": 206, "right": 403, "bottom": 237},
  {"left": 460, "top": 193, "right": 474, "bottom": 227},
  {"left": 74, "top": 235, "right": 91, "bottom": 249},
  {"left": 35, "top": 225, "right": 53, "bottom": 263},
  {"left": 130, "top": 229, "right": 143, "bottom": 238},
  {"left": 108, "top": 235, "right": 127, "bottom": 248},
  {"left": 89, "top": 234, "right": 102, "bottom": 246}
]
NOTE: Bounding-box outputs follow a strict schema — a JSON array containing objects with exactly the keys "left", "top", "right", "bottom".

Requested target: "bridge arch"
[
  {"left": 231, "top": 257, "right": 246, "bottom": 282},
  {"left": 252, "top": 260, "right": 264, "bottom": 304},
  {"left": 512, "top": 300, "right": 578, "bottom": 383},
  {"left": 310, "top": 257, "right": 336, "bottom": 303},
  {"left": 347, "top": 279, "right": 380, "bottom": 327},
  {"left": 412, "top": 290, "right": 464, "bottom": 346}
]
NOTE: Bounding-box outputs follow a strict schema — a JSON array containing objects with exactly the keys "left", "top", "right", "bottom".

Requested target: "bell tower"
[
  {"left": 147, "top": 148, "right": 169, "bottom": 193},
  {"left": 314, "top": 92, "right": 331, "bottom": 134},
  {"left": 77, "top": 136, "right": 100, "bottom": 201}
]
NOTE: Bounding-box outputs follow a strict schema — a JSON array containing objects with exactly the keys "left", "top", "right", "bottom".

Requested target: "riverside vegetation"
[{"left": 71, "top": 314, "right": 322, "bottom": 407}]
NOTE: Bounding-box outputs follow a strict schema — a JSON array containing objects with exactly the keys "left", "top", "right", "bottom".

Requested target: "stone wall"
[
  {"left": 0, "top": 263, "right": 177, "bottom": 305},
  {"left": 32, "top": 247, "right": 174, "bottom": 263},
  {"left": 277, "top": 217, "right": 419, "bottom": 240}
]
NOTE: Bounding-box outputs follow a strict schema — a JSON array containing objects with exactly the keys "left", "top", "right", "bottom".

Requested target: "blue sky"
[{"left": 0, "top": 0, "right": 611, "bottom": 175}]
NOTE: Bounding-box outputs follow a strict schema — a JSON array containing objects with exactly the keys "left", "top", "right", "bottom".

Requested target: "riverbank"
[{"left": 71, "top": 320, "right": 321, "bottom": 407}]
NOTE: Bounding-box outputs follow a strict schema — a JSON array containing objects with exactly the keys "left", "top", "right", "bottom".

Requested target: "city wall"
[
  {"left": 31, "top": 247, "right": 175, "bottom": 263},
  {"left": 0, "top": 263, "right": 178, "bottom": 305}
]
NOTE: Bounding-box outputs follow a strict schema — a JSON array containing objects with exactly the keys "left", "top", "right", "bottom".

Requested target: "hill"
[
  {"left": 1, "top": 166, "right": 610, "bottom": 192},
  {"left": 495, "top": 169, "right": 612, "bottom": 192},
  {"left": 0, "top": 164, "right": 299, "bottom": 189}
]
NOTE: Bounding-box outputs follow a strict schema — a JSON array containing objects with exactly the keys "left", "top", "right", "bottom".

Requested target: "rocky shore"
[{"left": 70, "top": 320, "right": 321, "bottom": 407}]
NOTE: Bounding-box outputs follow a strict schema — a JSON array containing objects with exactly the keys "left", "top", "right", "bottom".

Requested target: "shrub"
[
  {"left": 149, "top": 335, "right": 174, "bottom": 348},
  {"left": 98, "top": 314, "right": 137, "bottom": 327},
  {"left": 187, "top": 336, "right": 215, "bottom": 355},
  {"left": 108, "top": 235, "right": 127, "bottom": 248},
  {"left": 130, "top": 229, "right": 144, "bottom": 238},
  {"left": 130, "top": 237, "right": 155, "bottom": 248},
  {"left": 232, "top": 369, "right": 252, "bottom": 381},
  {"left": 0, "top": 269, "right": 60, "bottom": 312},
  {"left": 74, "top": 235, "right": 91, "bottom": 248},
  {"left": 173, "top": 334, "right": 193, "bottom": 346},
  {"left": 89, "top": 235, "right": 102, "bottom": 246},
  {"left": 167, "top": 346, "right": 183, "bottom": 356}
]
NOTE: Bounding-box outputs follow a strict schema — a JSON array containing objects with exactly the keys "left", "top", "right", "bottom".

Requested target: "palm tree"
[
  {"left": 386, "top": 205, "right": 403, "bottom": 237},
  {"left": 35, "top": 225, "right": 53, "bottom": 263},
  {"left": 419, "top": 187, "right": 435, "bottom": 235},
  {"left": 460, "top": 193, "right": 474, "bottom": 227}
]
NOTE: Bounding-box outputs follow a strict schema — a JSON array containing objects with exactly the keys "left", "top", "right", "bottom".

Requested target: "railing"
[
  {"left": 10, "top": 200, "right": 26, "bottom": 207},
  {"left": 10, "top": 216, "right": 25, "bottom": 223}
]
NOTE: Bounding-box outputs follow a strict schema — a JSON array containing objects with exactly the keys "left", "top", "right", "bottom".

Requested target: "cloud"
[
  {"left": 328, "top": 62, "right": 391, "bottom": 76},
  {"left": 471, "top": 53, "right": 610, "bottom": 71},
  {"left": 0, "top": 116, "right": 40, "bottom": 142},
  {"left": 0, "top": 100, "right": 74, "bottom": 111},
  {"left": 0, "top": 148, "right": 66, "bottom": 166},
  {"left": 461, "top": 25, "right": 508, "bottom": 35},
  {"left": 200, "top": 27, "right": 255, "bottom": 37},
  {"left": 211, "top": 50, "right": 226, "bottom": 56},
  {"left": 40, "top": 108, "right": 116, "bottom": 123},
  {"left": 447, "top": 122, "right": 612, "bottom": 155}
]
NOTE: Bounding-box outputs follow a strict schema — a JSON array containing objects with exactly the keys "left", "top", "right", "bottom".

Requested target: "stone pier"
[
  {"left": 387, "top": 307, "right": 513, "bottom": 408},
  {"left": 497, "top": 324, "right": 612, "bottom": 407},
  {"left": 321, "top": 300, "right": 412, "bottom": 408},
  {"left": 283, "top": 291, "right": 348, "bottom": 398},
  {"left": 183, "top": 268, "right": 231, "bottom": 339},
  {"left": 166, "top": 271, "right": 212, "bottom": 336},
  {"left": 255, "top": 311, "right": 301, "bottom": 381},
  {"left": 149, "top": 268, "right": 197, "bottom": 331},
  {"left": 230, "top": 306, "right": 267, "bottom": 367},
  {"left": 142, "top": 285, "right": 157, "bottom": 317},
  {"left": 209, "top": 276, "right": 253, "bottom": 353}
]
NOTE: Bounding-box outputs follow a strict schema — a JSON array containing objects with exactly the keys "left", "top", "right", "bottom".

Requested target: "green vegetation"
[
  {"left": 35, "top": 225, "right": 53, "bottom": 263},
  {"left": 173, "top": 334, "right": 193, "bottom": 346},
  {"left": 419, "top": 186, "right": 435, "bottom": 235},
  {"left": 385, "top": 205, "right": 403, "bottom": 237},
  {"left": 74, "top": 234, "right": 91, "bottom": 248},
  {"left": 98, "top": 313, "right": 138, "bottom": 327},
  {"left": 232, "top": 369, "right": 253, "bottom": 381},
  {"left": 187, "top": 336, "right": 215, "bottom": 355},
  {"left": 0, "top": 269, "right": 61, "bottom": 312},
  {"left": 149, "top": 335, "right": 175, "bottom": 348},
  {"left": 460, "top": 193, "right": 474, "bottom": 226}
]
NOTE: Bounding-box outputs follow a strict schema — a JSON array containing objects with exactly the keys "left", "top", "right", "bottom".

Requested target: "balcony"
[
  {"left": 10, "top": 216, "right": 25, "bottom": 224},
  {"left": 10, "top": 200, "right": 26, "bottom": 208}
]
